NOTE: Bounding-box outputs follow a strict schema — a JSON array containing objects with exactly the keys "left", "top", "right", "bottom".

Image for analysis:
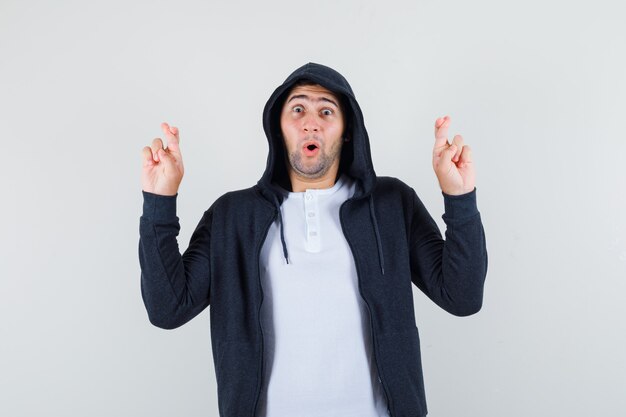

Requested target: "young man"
[{"left": 139, "top": 62, "right": 488, "bottom": 417}]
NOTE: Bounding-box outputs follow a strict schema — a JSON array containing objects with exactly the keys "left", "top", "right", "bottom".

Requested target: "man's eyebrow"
[{"left": 286, "top": 94, "right": 339, "bottom": 109}]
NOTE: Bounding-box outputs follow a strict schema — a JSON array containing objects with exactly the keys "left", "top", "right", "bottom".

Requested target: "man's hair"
[{"left": 291, "top": 78, "right": 320, "bottom": 89}]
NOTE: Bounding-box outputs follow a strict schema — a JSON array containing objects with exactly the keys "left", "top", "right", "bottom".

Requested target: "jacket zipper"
[
  {"left": 251, "top": 210, "right": 277, "bottom": 417},
  {"left": 339, "top": 200, "right": 393, "bottom": 417},
  {"left": 251, "top": 202, "right": 392, "bottom": 416}
]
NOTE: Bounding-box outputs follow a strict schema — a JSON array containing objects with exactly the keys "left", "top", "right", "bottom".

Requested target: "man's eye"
[
  {"left": 293, "top": 106, "right": 304, "bottom": 113},
  {"left": 321, "top": 109, "right": 333, "bottom": 116}
]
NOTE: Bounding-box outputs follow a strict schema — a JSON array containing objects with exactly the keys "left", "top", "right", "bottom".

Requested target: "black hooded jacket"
[{"left": 139, "top": 62, "right": 488, "bottom": 417}]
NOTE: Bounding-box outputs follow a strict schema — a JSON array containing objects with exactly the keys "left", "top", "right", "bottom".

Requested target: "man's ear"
[
  {"left": 342, "top": 114, "right": 352, "bottom": 142},
  {"left": 343, "top": 124, "right": 352, "bottom": 142}
]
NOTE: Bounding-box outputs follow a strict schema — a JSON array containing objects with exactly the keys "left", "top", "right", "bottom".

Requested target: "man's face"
[{"left": 280, "top": 84, "right": 345, "bottom": 180}]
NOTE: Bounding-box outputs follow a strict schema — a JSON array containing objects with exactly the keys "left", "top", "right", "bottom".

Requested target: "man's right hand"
[{"left": 141, "top": 122, "right": 185, "bottom": 196}]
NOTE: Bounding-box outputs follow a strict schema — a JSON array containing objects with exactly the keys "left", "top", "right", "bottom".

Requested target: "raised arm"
[
  {"left": 138, "top": 123, "right": 211, "bottom": 329},
  {"left": 409, "top": 188, "right": 487, "bottom": 316},
  {"left": 408, "top": 115, "right": 487, "bottom": 316}
]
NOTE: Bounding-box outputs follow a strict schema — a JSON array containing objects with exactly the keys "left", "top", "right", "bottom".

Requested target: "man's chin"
[
  {"left": 292, "top": 164, "right": 328, "bottom": 179},
  {"left": 287, "top": 152, "right": 337, "bottom": 179}
]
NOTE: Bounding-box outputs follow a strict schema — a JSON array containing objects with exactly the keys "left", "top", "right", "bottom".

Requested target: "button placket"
[{"left": 304, "top": 190, "right": 321, "bottom": 252}]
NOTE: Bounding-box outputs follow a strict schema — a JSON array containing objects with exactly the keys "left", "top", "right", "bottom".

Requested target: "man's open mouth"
[{"left": 302, "top": 141, "right": 320, "bottom": 156}]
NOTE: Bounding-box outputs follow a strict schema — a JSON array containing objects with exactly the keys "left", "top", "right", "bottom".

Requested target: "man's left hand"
[{"left": 432, "top": 115, "right": 476, "bottom": 196}]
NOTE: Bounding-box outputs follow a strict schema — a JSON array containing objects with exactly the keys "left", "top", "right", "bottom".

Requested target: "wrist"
[{"left": 441, "top": 187, "right": 479, "bottom": 221}]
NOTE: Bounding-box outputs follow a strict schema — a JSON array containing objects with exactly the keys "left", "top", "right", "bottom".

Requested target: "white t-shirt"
[{"left": 257, "top": 173, "right": 391, "bottom": 417}]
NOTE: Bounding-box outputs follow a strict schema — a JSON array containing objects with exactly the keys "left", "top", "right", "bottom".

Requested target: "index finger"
[
  {"left": 434, "top": 115, "right": 450, "bottom": 149},
  {"left": 160, "top": 122, "right": 180, "bottom": 151}
]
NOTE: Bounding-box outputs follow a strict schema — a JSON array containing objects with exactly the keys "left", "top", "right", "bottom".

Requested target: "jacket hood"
[
  {"left": 256, "top": 62, "right": 377, "bottom": 203},
  {"left": 255, "top": 62, "right": 385, "bottom": 274}
]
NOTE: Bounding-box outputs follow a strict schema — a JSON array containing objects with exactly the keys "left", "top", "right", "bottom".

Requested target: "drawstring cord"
[
  {"left": 369, "top": 194, "right": 385, "bottom": 275},
  {"left": 274, "top": 198, "right": 290, "bottom": 264},
  {"left": 272, "top": 188, "right": 384, "bottom": 275}
]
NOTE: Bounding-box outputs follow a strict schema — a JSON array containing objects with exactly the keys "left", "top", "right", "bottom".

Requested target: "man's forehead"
[{"left": 284, "top": 84, "right": 341, "bottom": 107}]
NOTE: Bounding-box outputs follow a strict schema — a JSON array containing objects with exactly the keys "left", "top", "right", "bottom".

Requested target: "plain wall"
[{"left": 1, "top": 0, "right": 624, "bottom": 415}]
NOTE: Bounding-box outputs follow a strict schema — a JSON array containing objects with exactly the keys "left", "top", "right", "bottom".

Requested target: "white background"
[{"left": 1, "top": 0, "right": 624, "bottom": 415}]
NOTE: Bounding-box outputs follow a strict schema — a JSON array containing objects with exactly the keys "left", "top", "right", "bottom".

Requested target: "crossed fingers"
[
  {"left": 141, "top": 122, "right": 181, "bottom": 164},
  {"left": 434, "top": 115, "right": 471, "bottom": 165}
]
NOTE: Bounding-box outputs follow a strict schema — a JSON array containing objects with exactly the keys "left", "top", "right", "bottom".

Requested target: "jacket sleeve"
[
  {"left": 408, "top": 187, "right": 488, "bottom": 316},
  {"left": 138, "top": 191, "right": 212, "bottom": 329}
]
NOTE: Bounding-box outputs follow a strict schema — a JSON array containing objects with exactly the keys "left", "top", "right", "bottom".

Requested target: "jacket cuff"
[
  {"left": 142, "top": 190, "right": 178, "bottom": 221},
  {"left": 442, "top": 187, "right": 478, "bottom": 219}
]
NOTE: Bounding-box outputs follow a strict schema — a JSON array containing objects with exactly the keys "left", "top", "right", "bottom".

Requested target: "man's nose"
[{"left": 302, "top": 114, "right": 320, "bottom": 132}]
